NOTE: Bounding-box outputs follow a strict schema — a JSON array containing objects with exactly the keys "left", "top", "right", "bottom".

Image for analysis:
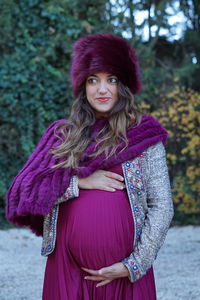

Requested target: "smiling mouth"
[{"left": 96, "top": 97, "right": 111, "bottom": 102}]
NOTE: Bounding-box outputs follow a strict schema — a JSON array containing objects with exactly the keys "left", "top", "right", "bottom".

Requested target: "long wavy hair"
[{"left": 51, "top": 81, "right": 141, "bottom": 169}]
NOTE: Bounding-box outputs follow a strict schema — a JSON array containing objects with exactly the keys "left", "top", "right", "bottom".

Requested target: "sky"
[
  {"left": 135, "top": 8, "right": 187, "bottom": 41},
  {"left": 110, "top": 0, "right": 187, "bottom": 42}
]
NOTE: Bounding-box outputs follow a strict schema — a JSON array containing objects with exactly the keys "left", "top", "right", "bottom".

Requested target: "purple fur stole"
[{"left": 6, "top": 115, "right": 168, "bottom": 236}]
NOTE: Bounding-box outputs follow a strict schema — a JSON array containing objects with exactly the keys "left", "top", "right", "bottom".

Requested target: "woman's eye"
[
  {"left": 109, "top": 77, "right": 118, "bottom": 84},
  {"left": 87, "top": 78, "right": 97, "bottom": 84}
]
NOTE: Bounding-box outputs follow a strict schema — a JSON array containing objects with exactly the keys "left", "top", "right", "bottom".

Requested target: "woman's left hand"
[{"left": 82, "top": 262, "right": 129, "bottom": 287}]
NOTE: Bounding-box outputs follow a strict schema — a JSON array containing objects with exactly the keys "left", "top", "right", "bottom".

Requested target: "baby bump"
[{"left": 57, "top": 189, "right": 134, "bottom": 269}]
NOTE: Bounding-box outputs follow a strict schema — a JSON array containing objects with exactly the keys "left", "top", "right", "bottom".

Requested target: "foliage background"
[{"left": 0, "top": 0, "right": 199, "bottom": 227}]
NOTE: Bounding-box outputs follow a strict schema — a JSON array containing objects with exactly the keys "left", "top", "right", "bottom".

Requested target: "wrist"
[
  {"left": 77, "top": 177, "right": 81, "bottom": 188},
  {"left": 78, "top": 177, "right": 87, "bottom": 189}
]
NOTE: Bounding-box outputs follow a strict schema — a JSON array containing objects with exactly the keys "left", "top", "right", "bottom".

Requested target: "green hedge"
[
  {"left": 0, "top": 0, "right": 110, "bottom": 225},
  {"left": 1, "top": 0, "right": 199, "bottom": 227}
]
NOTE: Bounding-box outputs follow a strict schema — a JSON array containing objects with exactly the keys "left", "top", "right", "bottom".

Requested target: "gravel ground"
[{"left": 0, "top": 226, "right": 200, "bottom": 300}]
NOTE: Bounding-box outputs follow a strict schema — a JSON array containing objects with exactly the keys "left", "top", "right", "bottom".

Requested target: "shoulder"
[
  {"left": 33, "top": 119, "right": 68, "bottom": 149},
  {"left": 145, "top": 141, "right": 166, "bottom": 154},
  {"left": 138, "top": 114, "right": 168, "bottom": 145},
  {"left": 138, "top": 114, "right": 165, "bottom": 129},
  {"left": 45, "top": 119, "right": 67, "bottom": 132},
  {"left": 142, "top": 142, "right": 166, "bottom": 165},
  {"left": 132, "top": 114, "right": 168, "bottom": 135},
  {"left": 42, "top": 119, "right": 67, "bottom": 138}
]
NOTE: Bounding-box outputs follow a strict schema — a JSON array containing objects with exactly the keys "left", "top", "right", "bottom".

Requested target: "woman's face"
[{"left": 85, "top": 72, "right": 118, "bottom": 117}]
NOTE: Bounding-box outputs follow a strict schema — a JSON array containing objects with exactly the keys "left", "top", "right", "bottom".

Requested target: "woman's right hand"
[{"left": 78, "top": 170, "right": 125, "bottom": 192}]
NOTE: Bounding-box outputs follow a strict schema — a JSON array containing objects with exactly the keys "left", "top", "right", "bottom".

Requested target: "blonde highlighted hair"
[{"left": 52, "top": 82, "right": 141, "bottom": 169}]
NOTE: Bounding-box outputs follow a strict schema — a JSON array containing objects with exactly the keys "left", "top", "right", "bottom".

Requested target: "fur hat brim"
[{"left": 71, "top": 33, "right": 142, "bottom": 96}]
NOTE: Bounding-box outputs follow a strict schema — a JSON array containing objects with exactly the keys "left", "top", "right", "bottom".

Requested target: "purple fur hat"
[{"left": 70, "top": 33, "right": 142, "bottom": 97}]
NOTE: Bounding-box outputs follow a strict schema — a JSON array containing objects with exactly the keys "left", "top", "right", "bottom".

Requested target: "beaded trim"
[
  {"left": 121, "top": 154, "right": 145, "bottom": 281},
  {"left": 41, "top": 176, "right": 79, "bottom": 256},
  {"left": 41, "top": 205, "right": 59, "bottom": 256},
  {"left": 122, "top": 253, "right": 141, "bottom": 282},
  {"left": 57, "top": 176, "right": 79, "bottom": 204},
  {"left": 122, "top": 155, "right": 145, "bottom": 241}
]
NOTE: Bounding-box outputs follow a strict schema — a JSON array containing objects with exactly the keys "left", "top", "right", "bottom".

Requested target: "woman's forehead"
[{"left": 87, "top": 73, "right": 117, "bottom": 78}]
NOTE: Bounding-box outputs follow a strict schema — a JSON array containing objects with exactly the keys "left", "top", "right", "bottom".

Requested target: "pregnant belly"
[{"left": 57, "top": 189, "right": 134, "bottom": 269}]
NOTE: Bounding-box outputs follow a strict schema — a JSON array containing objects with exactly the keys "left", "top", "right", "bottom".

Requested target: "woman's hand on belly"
[
  {"left": 82, "top": 262, "right": 129, "bottom": 287},
  {"left": 78, "top": 170, "right": 125, "bottom": 192}
]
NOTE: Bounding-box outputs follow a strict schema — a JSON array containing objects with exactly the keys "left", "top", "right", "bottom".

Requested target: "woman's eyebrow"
[
  {"left": 88, "top": 74, "right": 97, "bottom": 77},
  {"left": 107, "top": 74, "right": 117, "bottom": 77}
]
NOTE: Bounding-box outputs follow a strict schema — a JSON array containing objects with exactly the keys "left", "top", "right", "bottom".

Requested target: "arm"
[
  {"left": 6, "top": 120, "right": 72, "bottom": 234},
  {"left": 78, "top": 170, "right": 125, "bottom": 192},
  {"left": 42, "top": 171, "right": 125, "bottom": 256},
  {"left": 122, "top": 142, "right": 174, "bottom": 282},
  {"left": 42, "top": 176, "right": 79, "bottom": 255},
  {"left": 56, "top": 169, "right": 125, "bottom": 205}
]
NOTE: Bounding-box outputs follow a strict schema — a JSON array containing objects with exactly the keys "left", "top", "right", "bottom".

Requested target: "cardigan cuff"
[
  {"left": 56, "top": 176, "right": 79, "bottom": 204},
  {"left": 121, "top": 256, "right": 141, "bottom": 283}
]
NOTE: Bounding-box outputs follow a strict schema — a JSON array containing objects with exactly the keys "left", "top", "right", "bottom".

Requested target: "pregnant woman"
[{"left": 6, "top": 34, "right": 174, "bottom": 299}]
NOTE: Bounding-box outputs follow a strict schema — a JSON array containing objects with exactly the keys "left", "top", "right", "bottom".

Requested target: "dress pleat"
[{"left": 43, "top": 164, "right": 156, "bottom": 299}]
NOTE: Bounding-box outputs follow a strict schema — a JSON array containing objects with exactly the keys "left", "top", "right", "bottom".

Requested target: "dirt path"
[{"left": 0, "top": 226, "right": 200, "bottom": 300}]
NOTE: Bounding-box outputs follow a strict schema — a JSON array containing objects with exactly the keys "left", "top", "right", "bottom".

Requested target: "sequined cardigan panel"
[{"left": 41, "top": 142, "right": 174, "bottom": 283}]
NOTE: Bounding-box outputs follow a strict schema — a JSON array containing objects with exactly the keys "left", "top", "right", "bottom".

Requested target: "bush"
[
  {"left": 0, "top": 0, "right": 109, "bottom": 227},
  {"left": 140, "top": 84, "right": 200, "bottom": 224}
]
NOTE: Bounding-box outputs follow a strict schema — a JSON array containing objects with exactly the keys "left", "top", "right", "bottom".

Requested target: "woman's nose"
[{"left": 98, "top": 81, "right": 107, "bottom": 93}]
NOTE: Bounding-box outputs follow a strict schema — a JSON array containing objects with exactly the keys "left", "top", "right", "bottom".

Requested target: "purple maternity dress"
[{"left": 42, "top": 164, "right": 156, "bottom": 299}]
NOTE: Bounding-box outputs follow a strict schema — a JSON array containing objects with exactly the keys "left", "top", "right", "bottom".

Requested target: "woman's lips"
[{"left": 96, "top": 97, "right": 111, "bottom": 102}]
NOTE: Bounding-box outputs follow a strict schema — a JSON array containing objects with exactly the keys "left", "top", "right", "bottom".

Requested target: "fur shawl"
[{"left": 6, "top": 115, "right": 168, "bottom": 235}]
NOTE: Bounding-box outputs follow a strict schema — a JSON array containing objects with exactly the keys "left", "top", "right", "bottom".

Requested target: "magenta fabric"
[
  {"left": 42, "top": 164, "right": 156, "bottom": 300},
  {"left": 6, "top": 115, "right": 168, "bottom": 237}
]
